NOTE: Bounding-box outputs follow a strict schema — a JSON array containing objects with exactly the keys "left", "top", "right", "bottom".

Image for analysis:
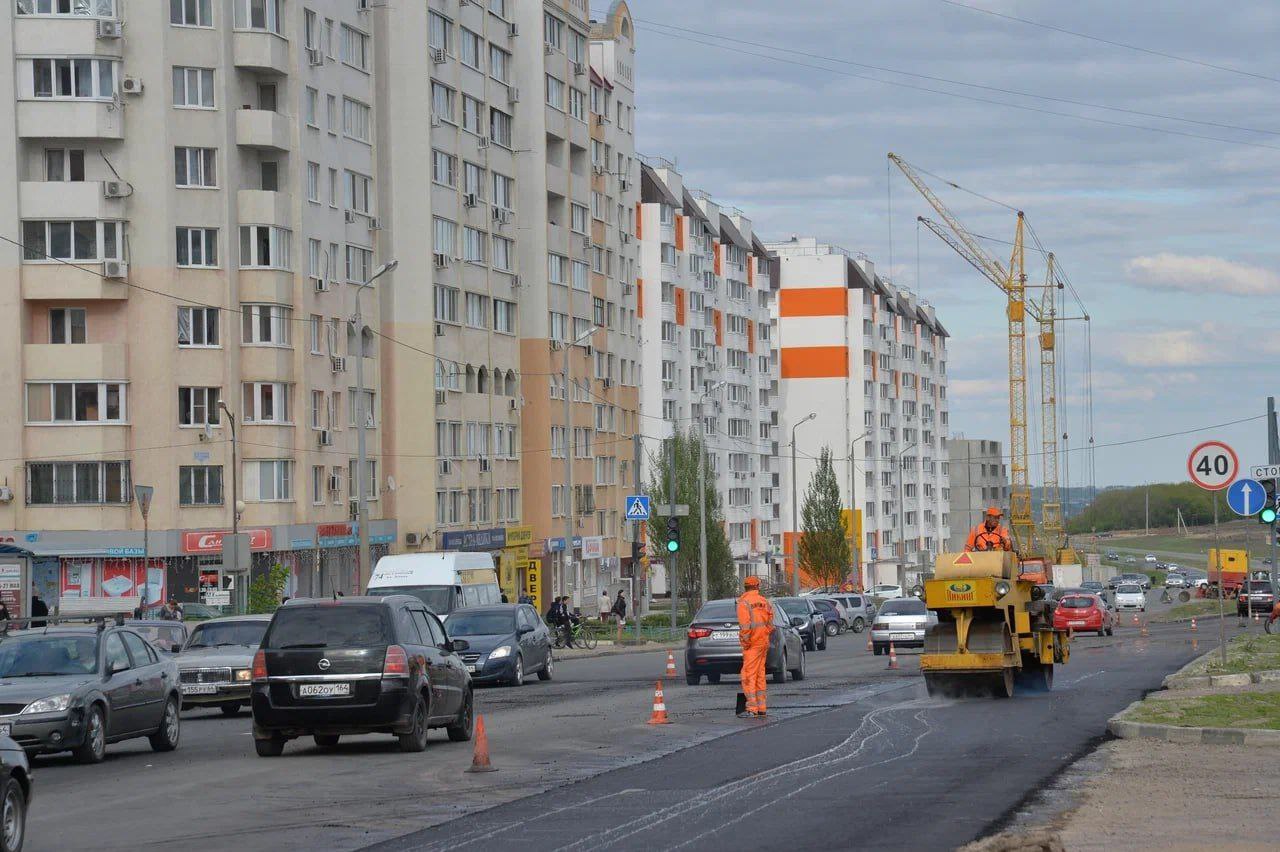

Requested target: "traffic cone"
[
  {"left": 1254, "top": 609, "right": 1261, "bottom": 623},
  {"left": 1132, "top": 613, "right": 1140, "bottom": 628},
  {"left": 1191, "top": 617, "right": 1198, "bottom": 632},
  {"left": 887, "top": 641, "right": 899, "bottom": 670},
  {"left": 866, "top": 634, "right": 873, "bottom": 652},
  {"left": 465, "top": 714, "right": 498, "bottom": 773},
  {"left": 647, "top": 681, "right": 670, "bottom": 725},
  {"left": 1140, "top": 619, "right": 1149, "bottom": 637},
  {"left": 664, "top": 651, "right": 677, "bottom": 678}
]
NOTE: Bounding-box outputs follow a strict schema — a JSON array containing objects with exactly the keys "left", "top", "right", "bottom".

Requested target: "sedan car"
[
  {"left": 773, "top": 597, "right": 828, "bottom": 651},
  {"left": 1237, "top": 581, "right": 1276, "bottom": 617},
  {"left": 177, "top": 615, "right": 271, "bottom": 715},
  {"left": 0, "top": 736, "right": 30, "bottom": 852},
  {"left": 684, "top": 598, "right": 805, "bottom": 686},
  {"left": 828, "top": 593, "right": 875, "bottom": 633},
  {"left": 445, "top": 604, "right": 553, "bottom": 687},
  {"left": 870, "top": 598, "right": 938, "bottom": 655},
  {"left": 869, "top": 584, "right": 904, "bottom": 600},
  {"left": 1114, "top": 584, "right": 1147, "bottom": 612},
  {"left": 1053, "top": 594, "right": 1116, "bottom": 636},
  {"left": 1117, "top": 572, "right": 1152, "bottom": 590},
  {"left": 1105, "top": 575, "right": 1126, "bottom": 590},
  {"left": 1080, "top": 581, "right": 1106, "bottom": 595},
  {"left": 126, "top": 619, "right": 189, "bottom": 654},
  {"left": 0, "top": 620, "right": 181, "bottom": 762}
]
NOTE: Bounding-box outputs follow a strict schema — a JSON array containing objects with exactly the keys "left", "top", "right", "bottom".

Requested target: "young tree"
[{"left": 799, "top": 447, "right": 851, "bottom": 588}]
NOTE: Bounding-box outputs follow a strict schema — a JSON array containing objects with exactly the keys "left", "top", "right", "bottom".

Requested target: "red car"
[{"left": 1053, "top": 593, "right": 1115, "bottom": 637}]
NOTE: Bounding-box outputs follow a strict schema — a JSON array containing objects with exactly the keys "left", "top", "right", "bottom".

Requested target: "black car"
[
  {"left": 445, "top": 605, "right": 553, "bottom": 686},
  {"left": 684, "top": 598, "right": 806, "bottom": 686},
  {"left": 250, "top": 596, "right": 474, "bottom": 756},
  {"left": 773, "top": 597, "right": 828, "bottom": 651},
  {"left": 0, "top": 619, "right": 181, "bottom": 763},
  {"left": 1237, "top": 581, "right": 1276, "bottom": 617},
  {"left": 0, "top": 736, "right": 30, "bottom": 852}
]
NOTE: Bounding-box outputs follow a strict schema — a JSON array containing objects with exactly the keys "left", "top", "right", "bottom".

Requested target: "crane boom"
[{"left": 1038, "top": 254, "right": 1063, "bottom": 558}]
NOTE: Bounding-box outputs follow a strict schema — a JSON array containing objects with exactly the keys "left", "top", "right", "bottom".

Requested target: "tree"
[
  {"left": 799, "top": 447, "right": 850, "bottom": 588},
  {"left": 248, "top": 563, "right": 290, "bottom": 614},
  {"left": 647, "top": 431, "right": 737, "bottom": 612}
]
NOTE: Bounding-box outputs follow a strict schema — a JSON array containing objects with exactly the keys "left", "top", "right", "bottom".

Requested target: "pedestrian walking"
[
  {"left": 736, "top": 576, "right": 774, "bottom": 718},
  {"left": 611, "top": 590, "right": 628, "bottom": 642},
  {"left": 600, "top": 588, "right": 612, "bottom": 622}
]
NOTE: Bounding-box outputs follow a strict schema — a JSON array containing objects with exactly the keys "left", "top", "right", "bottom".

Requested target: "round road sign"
[{"left": 1187, "top": 440, "right": 1238, "bottom": 491}]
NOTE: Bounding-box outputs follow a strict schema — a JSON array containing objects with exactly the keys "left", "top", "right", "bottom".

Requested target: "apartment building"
[
  {"left": 767, "top": 236, "right": 951, "bottom": 590},
  {"left": 638, "top": 160, "right": 781, "bottom": 585},
  {"left": 946, "top": 437, "right": 1009, "bottom": 552},
  {"left": 0, "top": 0, "right": 396, "bottom": 613}
]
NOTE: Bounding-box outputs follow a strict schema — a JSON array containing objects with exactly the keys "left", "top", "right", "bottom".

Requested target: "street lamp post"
[
  {"left": 216, "top": 401, "right": 243, "bottom": 609},
  {"left": 848, "top": 430, "right": 871, "bottom": 589},
  {"left": 354, "top": 260, "right": 397, "bottom": 593},
  {"left": 562, "top": 324, "right": 601, "bottom": 608},
  {"left": 696, "top": 381, "right": 727, "bottom": 606},
  {"left": 790, "top": 412, "right": 816, "bottom": 595},
  {"left": 896, "top": 442, "right": 918, "bottom": 590},
  {"left": 133, "top": 485, "right": 153, "bottom": 614}
]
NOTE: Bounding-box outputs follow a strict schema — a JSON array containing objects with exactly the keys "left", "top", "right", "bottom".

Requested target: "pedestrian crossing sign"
[{"left": 625, "top": 495, "right": 651, "bottom": 521}]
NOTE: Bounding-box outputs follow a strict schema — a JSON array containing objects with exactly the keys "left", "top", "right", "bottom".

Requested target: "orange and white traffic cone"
[
  {"left": 866, "top": 633, "right": 873, "bottom": 652},
  {"left": 1191, "top": 617, "right": 1198, "bottom": 632},
  {"left": 647, "top": 681, "right": 670, "bottom": 725},
  {"left": 465, "top": 714, "right": 498, "bottom": 773},
  {"left": 1132, "top": 613, "right": 1140, "bottom": 628},
  {"left": 664, "top": 651, "right": 678, "bottom": 679},
  {"left": 887, "top": 641, "right": 899, "bottom": 670},
  {"left": 1253, "top": 609, "right": 1261, "bottom": 623}
]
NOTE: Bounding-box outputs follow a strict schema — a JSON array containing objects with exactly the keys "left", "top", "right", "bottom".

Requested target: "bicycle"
[{"left": 553, "top": 619, "right": 598, "bottom": 650}]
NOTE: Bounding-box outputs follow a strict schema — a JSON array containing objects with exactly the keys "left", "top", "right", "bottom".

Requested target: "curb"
[
  {"left": 556, "top": 643, "right": 670, "bottom": 662},
  {"left": 1107, "top": 696, "right": 1280, "bottom": 746}
]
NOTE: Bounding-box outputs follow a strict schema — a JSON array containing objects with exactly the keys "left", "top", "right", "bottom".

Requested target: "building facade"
[
  {"left": 767, "top": 237, "right": 951, "bottom": 590},
  {"left": 638, "top": 160, "right": 781, "bottom": 584},
  {"left": 946, "top": 437, "right": 1008, "bottom": 552}
]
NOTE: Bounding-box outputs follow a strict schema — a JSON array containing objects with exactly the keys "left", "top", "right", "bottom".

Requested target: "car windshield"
[
  {"left": 1061, "top": 596, "right": 1095, "bottom": 609},
  {"left": 264, "top": 606, "right": 390, "bottom": 649},
  {"left": 367, "top": 585, "right": 454, "bottom": 613},
  {"left": 130, "top": 624, "right": 186, "bottom": 652},
  {"left": 0, "top": 634, "right": 98, "bottom": 677},
  {"left": 695, "top": 601, "right": 738, "bottom": 621},
  {"left": 185, "top": 620, "right": 269, "bottom": 649},
  {"left": 1117, "top": 585, "right": 1142, "bottom": 594},
  {"left": 778, "top": 601, "right": 809, "bottom": 618},
  {"left": 879, "top": 599, "right": 927, "bottom": 616},
  {"left": 446, "top": 612, "right": 516, "bottom": 636}
]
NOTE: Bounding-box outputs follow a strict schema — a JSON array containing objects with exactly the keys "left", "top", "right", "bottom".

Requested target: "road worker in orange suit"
[
  {"left": 737, "top": 576, "right": 774, "bottom": 718},
  {"left": 965, "top": 507, "right": 1014, "bottom": 553}
]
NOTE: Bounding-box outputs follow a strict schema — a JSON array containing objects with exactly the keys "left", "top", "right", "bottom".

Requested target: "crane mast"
[{"left": 1038, "top": 254, "right": 1062, "bottom": 559}]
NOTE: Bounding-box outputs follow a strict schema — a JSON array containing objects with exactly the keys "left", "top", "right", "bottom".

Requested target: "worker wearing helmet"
[
  {"left": 736, "top": 575, "right": 774, "bottom": 717},
  {"left": 965, "top": 507, "right": 1014, "bottom": 553}
]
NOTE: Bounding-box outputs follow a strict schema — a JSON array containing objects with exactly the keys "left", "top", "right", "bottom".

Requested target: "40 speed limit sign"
[{"left": 1187, "top": 440, "right": 1238, "bottom": 491}]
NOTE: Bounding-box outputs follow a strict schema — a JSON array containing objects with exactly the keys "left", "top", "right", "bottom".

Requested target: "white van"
[{"left": 367, "top": 552, "right": 502, "bottom": 618}]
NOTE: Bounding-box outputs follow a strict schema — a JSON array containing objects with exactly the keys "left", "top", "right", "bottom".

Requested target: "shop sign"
[
  {"left": 441, "top": 528, "right": 506, "bottom": 551},
  {"left": 529, "top": 539, "right": 547, "bottom": 559},
  {"left": 105, "top": 547, "right": 145, "bottom": 557},
  {"left": 581, "top": 536, "right": 604, "bottom": 560},
  {"left": 526, "top": 559, "right": 542, "bottom": 609},
  {"left": 504, "top": 526, "right": 534, "bottom": 548},
  {"left": 183, "top": 528, "right": 272, "bottom": 554},
  {"left": 546, "top": 536, "right": 583, "bottom": 553}
]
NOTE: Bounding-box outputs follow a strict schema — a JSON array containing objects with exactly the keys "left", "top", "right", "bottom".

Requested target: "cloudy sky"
[{"left": 616, "top": 0, "right": 1279, "bottom": 488}]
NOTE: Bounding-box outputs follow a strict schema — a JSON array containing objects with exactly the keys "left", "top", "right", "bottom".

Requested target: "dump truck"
[{"left": 921, "top": 550, "right": 1070, "bottom": 698}]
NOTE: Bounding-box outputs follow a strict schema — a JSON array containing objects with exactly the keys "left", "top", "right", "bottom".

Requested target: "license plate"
[
  {"left": 466, "top": 665, "right": 477, "bottom": 673},
  {"left": 298, "top": 683, "right": 351, "bottom": 698},
  {"left": 710, "top": 631, "right": 737, "bottom": 640},
  {"left": 182, "top": 684, "right": 218, "bottom": 695},
  {"left": 891, "top": 632, "right": 915, "bottom": 641},
  {"left": 0, "top": 724, "right": 9, "bottom": 738},
  {"left": 1069, "top": 621, "right": 1087, "bottom": 627}
]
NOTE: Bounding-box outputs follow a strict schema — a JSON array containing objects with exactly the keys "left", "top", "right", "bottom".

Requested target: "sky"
[{"left": 613, "top": 0, "right": 1280, "bottom": 489}]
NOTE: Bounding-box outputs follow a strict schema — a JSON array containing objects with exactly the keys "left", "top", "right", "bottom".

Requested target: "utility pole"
[
  {"left": 849, "top": 430, "right": 870, "bottom": 588},
  {"left": 1268, "top": 397, "right": 1278, "bottom": 598},
  {"left": 354, "top": 260, "right": 397, "bottom": 593},
  {"left": 1145, "top": 485, "right": 1149, "bottom": 537},
  {"left": 668, "top": 435, "right": 678, "bottom": 629},
  {"left": 633, "top": 430, "right": 643, "bottom": 641},
  {"left": 1213, "top": 492, "right": 1226, "bottom": 668},
  {"left": 217, "top": 401, "right": 241, "bottom": 609}
]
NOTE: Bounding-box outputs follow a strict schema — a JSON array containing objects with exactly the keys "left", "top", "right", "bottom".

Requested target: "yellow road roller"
[{"left": 921, "top": 551, "right": 1069, "bottom": 698}]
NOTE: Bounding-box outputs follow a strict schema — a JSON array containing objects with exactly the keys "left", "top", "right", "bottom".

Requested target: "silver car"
[
  {"left": 177, "top": 615, "right": 272, "bottom": 715},
  {"left": 870, "top": 598, "right": 937, "bottom": 655},
  {"left": 828, "top": 594, "right": 876, "bottom": 633}
]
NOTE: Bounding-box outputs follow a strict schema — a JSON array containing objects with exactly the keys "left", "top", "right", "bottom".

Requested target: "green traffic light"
[
  {"left": 1261, "top": 505, "right": 1278, "bottom": 524},
  {"left": 667, "top": 539, "right": 679, "bottom": 553}
]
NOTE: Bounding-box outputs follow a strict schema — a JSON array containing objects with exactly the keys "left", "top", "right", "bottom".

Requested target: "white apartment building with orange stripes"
[
  {"left": 768, "top": 236, "right": 951, "bottom": 590},
  {"left": 638, "top": 160, "right": 782, "bottom": 581}
]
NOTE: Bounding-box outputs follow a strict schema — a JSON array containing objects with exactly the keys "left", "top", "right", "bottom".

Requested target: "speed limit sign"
[{"left": 1187, "top": 440, "right": 1238, "bottom": 491}]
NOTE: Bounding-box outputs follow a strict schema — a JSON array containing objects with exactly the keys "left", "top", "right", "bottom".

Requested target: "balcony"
[
  {"left": 235, "top": 109, "right": 292, "bottom": 151},
  {"left": 22, "top": 263, "right": 127, "bottom": 300},
  {"left": 237, "top": 190, "right": 291, "bottom": 226},
  {"left": 238, "top": 269, "right": 294, "bottom": 305},
  {"left": 239, "top": 345, "right": 295, "bottom": 382},
  {"left": 19, "top": 181, "right": 125, "bottom": 220},
  {"left": 14, "top": 17, "right": 124, "bottom": 58},
  {"left": 233, "top": 31, "right": 289, "bottom": 74},
  {"left": 23, "top": 343, "right": 127, "bottom": 381},
  {"left": 17, "top": 99, "right": 122, "bottom": 139}
]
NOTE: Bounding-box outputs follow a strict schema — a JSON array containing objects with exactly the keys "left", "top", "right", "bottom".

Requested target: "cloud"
[{"left": 1124, "top": 253, "right": 1280, "bottom": 296}]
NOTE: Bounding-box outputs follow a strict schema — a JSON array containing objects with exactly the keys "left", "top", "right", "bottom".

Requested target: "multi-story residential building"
[
  {"left": 0, "top": 0, "right": 396, "bottom": 613},
  {"left": 946, "top": 437, "right": 1009, "bottom": 552},
  {"left": 767, "top": 236, "right": 951, "bottom": 590},
  {"left": 638, "top": 160, "right": 781, "bottom": 585}
]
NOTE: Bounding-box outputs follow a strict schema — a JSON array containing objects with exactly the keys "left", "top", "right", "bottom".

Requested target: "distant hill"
[{"left": 1065, "top": 482, "right": 1219, "bottom": 534}]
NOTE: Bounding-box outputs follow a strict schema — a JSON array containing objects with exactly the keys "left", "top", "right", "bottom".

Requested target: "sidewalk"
[{"left": 554, "top": 639, "right": 678, "bottom": 662}]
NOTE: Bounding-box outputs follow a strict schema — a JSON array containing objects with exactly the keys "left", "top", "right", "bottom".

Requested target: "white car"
[
  {"left": 1114, "top": 584, "right": 1146, "bottom": 611},
  {"left": 1145, "top": 554, "right": 1158, "bottom": 564},
  {"left": 869, "top": 584, "right": 904, "bottom": 600}
]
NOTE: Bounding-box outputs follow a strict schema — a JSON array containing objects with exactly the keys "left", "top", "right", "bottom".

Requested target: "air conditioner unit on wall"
[
  {"left": 307, "top": 47, "right": 324, "bottom": 66},
  {"left": 331, "top": 356, "right": 347, "bottom": 373},
  {"left": 96, "top": 20, "right": 122, "bottom": 39},
  {"left": 121, "top": 76, "right": 143, "bottom": 95},
  {"left": 102, "top": 181, "right": 128, "bottom": 199},
  {"left": 318, "top": 429, "right": 333, "bottom": 447},
  {"left": 103, "top": 260, "right": 128, "bottom": 279},
  {"left": 435, "top": 390, "right": 447, "bottom": 405}
]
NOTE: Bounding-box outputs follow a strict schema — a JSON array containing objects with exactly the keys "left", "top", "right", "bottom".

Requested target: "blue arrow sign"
[
  {"left": 1226, "top": 477, "right": 1267, "bottom": 516},
  {"left": 625, "top": 495, "right": 651, "bottom": 521}
]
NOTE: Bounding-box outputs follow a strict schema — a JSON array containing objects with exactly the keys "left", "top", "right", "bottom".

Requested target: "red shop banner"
[{"left": 182, "top": 528, "right": 273, "bottom": 554}]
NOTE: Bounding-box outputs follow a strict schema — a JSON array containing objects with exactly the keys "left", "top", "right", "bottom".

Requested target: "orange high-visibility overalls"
[
  {"left": 737, "top": 589, "right": 775, "bottom": 714},
  {"left": 964, "top": 524, "right": 1013, "bottom": 552}
]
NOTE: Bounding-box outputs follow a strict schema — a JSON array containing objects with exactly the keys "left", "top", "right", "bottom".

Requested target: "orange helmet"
[
  {"left": 985, "top": 507, "right": 1003, "bottom": 519},
  {"left": 744, "top": 576, "right": 761, "bottom": 589}
]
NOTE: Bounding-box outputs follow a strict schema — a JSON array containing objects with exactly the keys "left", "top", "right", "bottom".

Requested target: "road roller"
[{"left": 921, "top": 550, "right": 1069, "bottom": 698}]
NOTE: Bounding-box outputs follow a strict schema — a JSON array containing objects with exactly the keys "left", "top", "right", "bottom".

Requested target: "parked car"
[
  {"left": 1080, "top": 581, "right": 1106, "bottom": 595},
  {"left": 869, "top": 584, "right": 904, "bottom": 600},
  {"left": 250, "top": 596, "right": 473, "bottom": 756},
  {"left": 1113, "top": 584, "right": 1146, "bottom": 612},
  {"left": 1165, "top": 573, "right": 1188, "bottom": 588},
  {"left": 0, "top": 736, "right": 30, "bottom": 852},
  {"left": 177, "top": 615, "right": 271, "bottom": 715},
  {"left": 180, "top": 602, "right": 224, "bottom": 621},
  {"left": 773, "top": 597, "right": 828, "bottom": 651},
  {"left": 870, "top": 598, "right": 938, "bottom": 655},
  {"left": 444, "top": 604, "right": 553, "bottom": 687},
  {"left": 828, "top": 593, "right": 875, "bottom": 633},
  {"left": 0, "top": 619, "right": 181, "bottom": 762},
  {"left": 809, "top": 598, "right": 845, "bottom": 636},
  {"left": 1237, "top": 581, "right": 1277, "bottom": 617},
  {"left": 1145, "top": 554, "right": 1158, "bottom": 564},
  {"left": 684, "top": 598, "right": 806, "bottom": 686},
  {"left": 1053, "top": 594, "right": 1116, "bottom": 636},
  {"left": 126, "top": 619, "right": 189, "bottom": 654}
]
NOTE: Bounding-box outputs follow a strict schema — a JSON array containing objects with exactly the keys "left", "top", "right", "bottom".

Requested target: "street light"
[
  {"left": 133, "top": 484, "right": 153, "bottom": 614},
  {"left": 216, "top": 400, "right": 245, "bottom": 609},
  {"left": 562, "top": 324, "right": 601, "bottom": 607},
  {"left": 896, "top": 442, "right": 918, "bottom": 590},
  {"left": 355, "top": 259, "right": 398, "bottom": 591},
  {"left": 790, "top": 412, "right": 816, "bottom": 595},
  {"left": 696, "top": 380, "right": 727, "bottom": 605},
  {"left": 848, "top": 430, "right": 871, "bottom": 589}
]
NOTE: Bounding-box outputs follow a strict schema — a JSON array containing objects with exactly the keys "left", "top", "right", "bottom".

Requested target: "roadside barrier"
[
  {"left": 887, "top": 642, "right": 899, "bottom": 670},
  {"left": 664, "top": 651, "right": 678, "bottom": 678},
  {"left": 465, "top": 714, "right": 498, "bottom": 773},
  {"left": 647, "top": 681, "right": 670, "bottom": 725}
]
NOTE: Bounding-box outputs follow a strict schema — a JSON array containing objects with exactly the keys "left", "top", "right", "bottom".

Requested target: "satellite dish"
[{"left": 386, "top": 475, "right": 398, "bottom": 492}]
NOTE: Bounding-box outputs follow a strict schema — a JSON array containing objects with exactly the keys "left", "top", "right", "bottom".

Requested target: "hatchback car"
[
  {"left": 1105, "top": 551, "right": 1119, "bottom": 560},
  {"left": 828, "top": 594, "right": 875, "bottom": 632},
  {"left": 684, "top": 598, "right": 805, "bottom": 686},
  {"left": 1124, "top": 556, "right": 1137, "bottom": 565},
  {"left": 250, "top": 596, "right": 473, "bottom": 756},
  {"left": 809, "top": 598, "right": 845, "bottom": 636},
  {"left": 1113, "top": 584, "right": 1146, "bottom": 611},
  {"left": 773, "top": 597, "right": 828, "bottom": 651},
  {"left": 870, "top": 598, "right": 938, "bottom": 654},
  {"left": 1053, "top": 594, "right": 1116, "bottom": 636},
  {"left": 445, "top": 604, "right": 553, "bottom": 687},
  {"left": 0, "top": 620, "right": 181, "bottom": 763},
  {"left": 178, "top": 615, "right": 271, "bottom": 715}
]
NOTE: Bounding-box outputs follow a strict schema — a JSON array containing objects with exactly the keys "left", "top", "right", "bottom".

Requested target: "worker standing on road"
[
  {"left": 737, "top": 576, "right": 774, "bottom": 718},
  {"left": 964, "top": 507, "right": 1014, "bottom": 553}
]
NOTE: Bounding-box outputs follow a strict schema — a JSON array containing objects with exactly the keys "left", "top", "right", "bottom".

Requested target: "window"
[
  {"left": 238, "top": 225, "right": 290, "bottom": 269},
  {"left": 178, "top": 386, "right": 221, "bottom": 427},
  {"left": 433, "top": 217, "right": 457, "bottom": 255},
  {"left": 43, "top": 148, "right": 85, "bottom": 182},
  {"left": 26, "top": 460, "right": 129, "bottom": 505},
  {"left": 169, "top": 0, "right": 211, "bottom": 26},
  {"left": 323, "top": 17, "right": 335, "bottom": 58},
  {"left": 343, "top": 245, "right": 371, "bottom": 284},
  {"left": 432, "top": 150, "right": 457, "bottom": 186},
  {"left": 571, "top": 260, "right": 589, "bottom": 291},
  {"left": 311, "top": 465, "right": 325, "bottom": 505},
  {"left": 547, "top": 253, "right": 567, "bottom": 286},
  {"left": 326, "top": 94, "right": 337, "bottom": 133},
  {"left": 488, "top": 0, "right": 507, "bottom": 17},
  {"left": 21, "top": 220, "right": 122, "bottom": 262},
  {"left": 309, "top": 314, "right": 322, "bottom": 354},
  {"left": 341, "top": 24, "right": 370, "bottom": 70},
  {"left": 26, "top": 381, "right": 126, "bottom": 424},
  {"left": 549, "top": 312, "right": 567, "bottom": 342},
  {"left": 428, "top": 11, "right": 452, "bottom": 52},
  {"left": 569, "top": 88, "right": 586, "bottom": 121},
  {"left": 303, "top": 161, "right": 321, "bottom": 203},
  {"left": 174, "top": 147, "right": 216, "bottom": 188},
  {"left": 31, "top": 57, "right": 115, "bottom": 99},
  {"left": 342, "top": 97, "right": 371, "bottom": 142},
  {"left": 241, "top": 303, "right": 292, "bottom": 346},
  {"left": 242, "top": 382, "right": 291, "bottom": 424},
  {"left": 465, "top": 292, "right": 489, "bottom": 328},
  {"left": 305, "top": 87, "right": 319, "bottom": 126},
  {"left": 543, "top": 12, "right": 563, "bottom": 50},
  {"left": 462, "top": 94, "right": 483, "bottom": 134},
  {"left": 172, "top": 67, "right": 213, "bottom": 108},
  {"left": 568, "top": 30, "right": 586, "bottom": 63},
  {"left": 344, "top": 170, "right": 372, "bottom": 213},
  {"left": 233, "top": 0, "right": 282, "bottom": 33},
  {"left": 49, "top": 308, "right": 86, "bottom": 344},
  {"left": 550, "top": 426, "right": 567, "bottom": 459},
  {"left": 176, "top": 227, "right": 218, "bottom": 267},
  {"left": 348, "top": 389, "right": 376, "bottom": 427},
  {"left": 178, "top": 306, "right": 218, "bottom": 347},
  {"left": 307, "top": 239, "right": 324, "bottom": 285},
  {"left": 492, "top": 236, "right": 513, "bottom": 272},
  {"left": 434, "top": 285, "right": 459, "bottom": 323},
  {"left": 489, "top": 45, "right": 510, "bottom": 83},
  {"left": 348, "top": 460, "right": 377, "bottom": 501},
  {"left": 489, "top": 108, "right": 512, "bottom": 147},
  {"left": 570, "top": 204, "right": 589, "bottom": 234},
  {"left": 328, "top": 167, "right": 339, "bottom": 205},
  {"left": 246, "top": 459, "right": 292, "bottom": 502},
  {"left": 20, "top": 0, "right": 116, "bottom": 16},
  {"left": 493, "top": 300, "right": 516, "bottom": 334},
  {"left": 462, "top": 228, "right": 486, "bottom": 264},
  {"left": 492, "top": 172, "right": 514, "bottom": 210},
  {"left": 460, "top": 28, "right": 482, "bottom": 70},
  {"left": 463, "top": 162, "right": 485, "bottom": 199},
  {"left": 432, "top": 82, "right": 455, "bottom": 122},
  {"left": 545, "top": 75, "right": 565, "bottom": 110}
]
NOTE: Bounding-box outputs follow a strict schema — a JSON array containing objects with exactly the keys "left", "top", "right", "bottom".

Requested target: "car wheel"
[
  {"left": 398, "top": 697, "right": 430, "bottom": 752},
  {"left": 772, "top": 652, "right": 787, "bottom": 684},
  {"left": 825, "top": 621, "right": 839, "bottom": 637},
  {"left": 853, "top": 617, "right": 865, "bottom": 633},
  {"left": 538, "top": 653, "right": 554, "bottom": 681},
  {"left": 148, "top": 696, "right": 181, "bottom": 752},
  {"left": 72, "top": 704, "right": 106, "bottom": 764},
  {"left": 446, "top": 689, "right": 475, "bottom": 743},
  {"left": 1, "top": 775, "right": 26, "bottom": 852},
  {"left": 313, "top": 734, "right": 340, "bottom": 748},
  {"left": 254, "top": 734, "right": 286, "bottom": 757},
  {"left": 219, "top": 703, "right": 242, "bottom": 717},
  {"left": 790, "top": 648, "right": 806, "bottom": 681},
  {"left": 818, "top": 632, "right": 828, "bottom": 651},
  {"left": 804, "top": 635, "right": 815, "bottom": 652},
  {"left": 508, "top": 655, "right": 524, "bottom": 687},
  {"left": 706, "top": 673, "right": 721, "bottom": 684},
  {"left": 686, "top": 673, "right": 701, "bottom": 686}
]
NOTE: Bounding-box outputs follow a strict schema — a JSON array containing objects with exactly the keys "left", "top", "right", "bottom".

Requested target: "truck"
[
  {"left": 1053, "top": 563, "right": 1083, "bottom": 589},
  {"left": 1204, "top": 548, "right": 1248, "bottom": 598}
]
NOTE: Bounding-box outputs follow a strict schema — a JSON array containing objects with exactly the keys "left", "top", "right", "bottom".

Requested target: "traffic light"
[
  {"left": 666, "top": 516, "right": 681, "bottom": 554},
  {"left": 1260, "top": 480, "right": 1278, "bottom": 525}
]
